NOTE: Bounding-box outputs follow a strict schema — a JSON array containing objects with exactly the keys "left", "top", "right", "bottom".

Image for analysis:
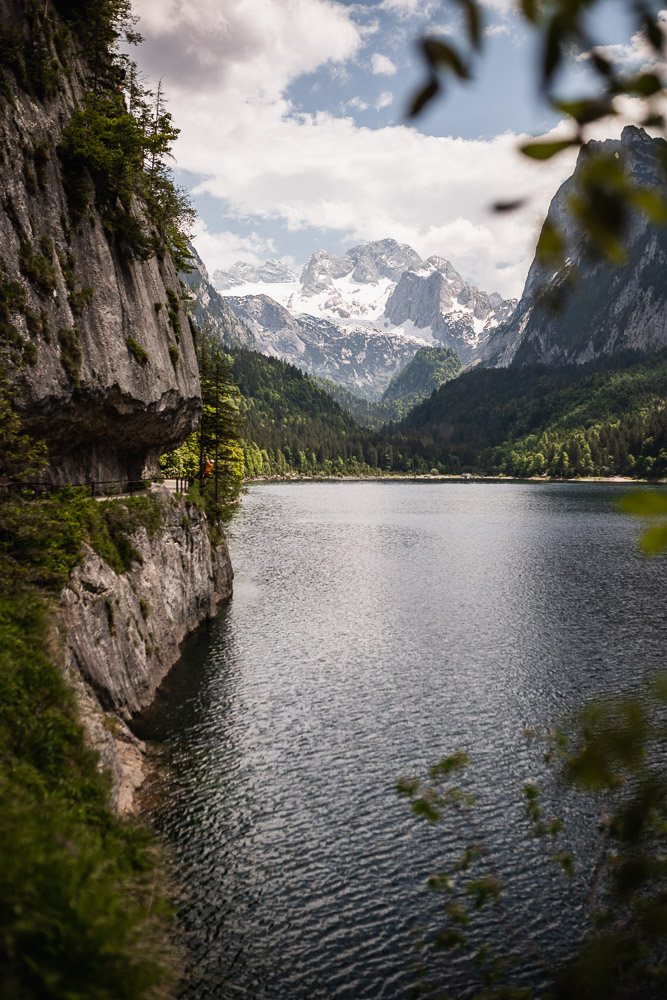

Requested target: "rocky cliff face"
[
  {"left": 61, "top": 487, "right": 231, "bottom": 718},
  {"left": 60, "top": 486, "right": 233, "bottom": 812},
  {"left": 226, "top": 291, "right": 425, "bottom": 398},
  {"left": 1, "top": 0, "right": 235, "bottom": 815},
  {"left": 384, "top": 256, "right": 516, "bottom": 362},
  {"left": 486, "top": 126, "right": 667, "bottom": 367},
  {"left": 182, "top": 246, "right": 258, "bottom": 350},
  {"left": 0, "top": 0, "right": 201, "bottom": 484}
]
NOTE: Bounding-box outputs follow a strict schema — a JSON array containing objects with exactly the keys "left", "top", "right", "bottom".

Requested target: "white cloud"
[
  {"left": 371, "top": 52, "right": 398, "bottom": 76},
  {"left": 425, "top": 22, "right": 457, "bottom": 36},
  {"left": 485, "top": 23, "right": 511, "bottom": 37},
  {"left": 192, "top": 221, "right": 278, "bottom": 272},
  {"left": 131, "top": 0, "right": 664, "bottom": 301},
  {"left": 379, "top": 0, "right": 439, "bottom": 15},
  {"left": 375, "top": 90, "right": 394, "bottom": 110},
  {"left": 347, "top": 95, "right": 369, "bottom": 111},
  {"left": 132, "top": 0, "right": 362, "bottom": 99},
  {"left": 478, "top": 0, "right": 516, "bottom": 13},
  {"left": 183, "top": 105, "right": 580, "bottom": 297},
  {"left": 577, "top": 10, "right": 667, "bottom": 69}
]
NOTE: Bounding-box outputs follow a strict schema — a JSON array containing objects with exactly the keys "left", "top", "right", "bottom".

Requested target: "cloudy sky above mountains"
[{"left": 130, "top": 0, "right": 663, "bottom": 298}]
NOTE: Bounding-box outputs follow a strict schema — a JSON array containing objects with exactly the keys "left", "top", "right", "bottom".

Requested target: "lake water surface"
[{"left": 136, "top": 481, "right": 667, "bottom": 999}]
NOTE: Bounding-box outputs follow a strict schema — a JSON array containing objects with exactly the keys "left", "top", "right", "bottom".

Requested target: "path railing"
[
  {"left": 1, "top": 472, "right": 204, "bottom": 499},
  {"left": 171, "top": 476, "right": 194, "bottom": 494},
  {"left": 0, "top": 477, "right": 154, "bottom": 497}
]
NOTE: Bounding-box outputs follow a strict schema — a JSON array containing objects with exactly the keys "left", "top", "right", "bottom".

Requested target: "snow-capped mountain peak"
[
  {"left": 210, "top": 239, "right": 517, "bottom": 391},
  {"left": 212, "top": 259, "right": 298, "bottom": 290}
]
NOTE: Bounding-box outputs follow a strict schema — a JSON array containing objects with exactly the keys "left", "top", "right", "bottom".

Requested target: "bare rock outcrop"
[
  {"left": 486, "top": 127, "right": 667, "bottom": 367},
  {"left": 60, "top": 487, "right": 233, "bottom": 812},
  {"left": 60, "top": 487, "right": 232, "bottom": 717}
]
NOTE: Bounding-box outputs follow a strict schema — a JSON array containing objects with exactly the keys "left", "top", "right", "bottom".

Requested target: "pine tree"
[{"left": 198, "top": 333, "right": 244, "bottom": 506}]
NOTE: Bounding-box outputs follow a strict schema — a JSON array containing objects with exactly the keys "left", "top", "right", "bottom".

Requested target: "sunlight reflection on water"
[{"left": 136, "top": 482, "right": 667, "bottom": 1000}]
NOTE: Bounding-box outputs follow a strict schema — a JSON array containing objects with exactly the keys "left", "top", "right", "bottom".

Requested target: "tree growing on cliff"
[
  {"left": 56, "top": 0, "right": 193, "bottom": 268},
  {"left": 0, "top": 368, "right": 46, "bottom": 486},
  {"left": 198, "top": 333, "right": 245, "bottom": 507},
  {"left": 160, "top": 330, "right": 244, "bottom": 508}
]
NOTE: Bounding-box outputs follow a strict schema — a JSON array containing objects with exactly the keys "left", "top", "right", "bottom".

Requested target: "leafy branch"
[
  {"left": 409, "top": 0, "right": 667, "bottom": 268},
  {"left": 400, "top": 674, "right": 667, "bottom": 998}
]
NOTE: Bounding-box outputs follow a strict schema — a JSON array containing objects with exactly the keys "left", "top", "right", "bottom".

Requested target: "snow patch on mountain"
[
  {"left": 214, "top": 238, "right": 517, "bottom": 394},
  {"left": 227, "top": 292, "right": 429, "bottom": 398},
  {"left": 212, "top": 259, "right": 297, "bottom": 289}
]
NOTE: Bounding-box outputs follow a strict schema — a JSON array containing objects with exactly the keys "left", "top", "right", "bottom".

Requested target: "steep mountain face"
[
  {"left": 214, "top": 238, "right": 514, "bottom": 395},
  {"left": 296, "top": 240, "right": 423, "bottom": 321},
  {"left": 0, "top": 0, "right": 236, "bottom": 826},
  {"left": 0, "top": 0, "right": 200, "bottom": 484},
  {"left": 182, "top": 247, "right": 258, "bottom": 350},
  {"left": 226, "top": 293, "right": 424, "bottom": 399},
  {"left": 486, "top": 126, "right": 667, "bottom": 367},
  {"left": 384, "top": 257, "right": 517, "bottom": 361}
]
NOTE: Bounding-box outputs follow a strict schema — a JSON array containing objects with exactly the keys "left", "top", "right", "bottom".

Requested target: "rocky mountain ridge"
[
  {"left": 213, "top": 258, "right": 297, "bottom": 289},
  {"left": 486, "top": 126, "right": 667, "bottom": 367},
  {"left": 384, "top": 255, "right": 517, "bottom": 360},
  {"left": 226, "top": 291, "right": 425, "bottom": 399},
  {"left": 209, "top": 238, "right": 515, "bottom": 395}
]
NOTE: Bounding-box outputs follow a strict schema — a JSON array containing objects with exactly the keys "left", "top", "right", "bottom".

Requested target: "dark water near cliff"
[{"left": 136, "top": 482, "right": 667, "bottom": 999}]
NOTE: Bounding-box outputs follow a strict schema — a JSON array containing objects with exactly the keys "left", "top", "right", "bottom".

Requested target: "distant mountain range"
[
  {"left": 187, "top": 126, "right": 667, "bottom": 424},
  {"left": 210, "top": 239, "right": 516, "bottom": 395},
  {"left": 224, "top": 292, "right": 424, "bottom": 400}
]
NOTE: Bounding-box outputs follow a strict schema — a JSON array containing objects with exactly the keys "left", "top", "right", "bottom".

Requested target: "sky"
[{"left": 128, "top": 0, "right": 665, "bottom": 298}]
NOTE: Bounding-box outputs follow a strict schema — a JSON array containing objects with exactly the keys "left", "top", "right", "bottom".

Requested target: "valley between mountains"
[{"left": 180, "top": 126, "right": 667, "bottom": 482}]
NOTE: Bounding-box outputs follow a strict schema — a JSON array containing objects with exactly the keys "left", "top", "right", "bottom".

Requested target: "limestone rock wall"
[
  {"left": 486, "top": 127, "right": 667, "bottom": 368},
  {"left": 59, "top": 487, "right": 233, "bottom": 813},
  {"left": 0, "top": 0, "right": 201, "bottom": 483},
  {"left": 60, "top": 487, "right": 232, "bottom": 718}
]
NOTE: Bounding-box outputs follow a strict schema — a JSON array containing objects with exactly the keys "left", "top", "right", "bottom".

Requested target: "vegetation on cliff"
[
  {"left": 0, "top": 0, "right": 193, "bottom": 270},
  {"left": 0, "top": 377, "right": 172, "bottom": 999},
  {"left": 56, "top": 3, "right": 193, "bottom": 267}
]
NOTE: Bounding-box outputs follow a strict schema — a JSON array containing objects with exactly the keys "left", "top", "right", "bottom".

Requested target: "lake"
[{"left": 135, "top": 481, "right": 667, "bottom": 999}]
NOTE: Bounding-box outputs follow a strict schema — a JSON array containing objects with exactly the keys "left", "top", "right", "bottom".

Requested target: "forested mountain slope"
[
  {"left": 401, "top": 350, "right": 667, "bottom": 477},
  {"left": 229, "top": 349, "right": 368, "bottom": 476},
  {"left": 382, "top": 346, "right": 463, "bottom": 408},
  {"left": 311, "top": 347, "right": 463, "bottom": 428}
]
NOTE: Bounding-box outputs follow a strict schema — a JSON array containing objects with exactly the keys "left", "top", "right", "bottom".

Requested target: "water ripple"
[{"left": 136, "top": 482, "right": 667, "bottom": 999}]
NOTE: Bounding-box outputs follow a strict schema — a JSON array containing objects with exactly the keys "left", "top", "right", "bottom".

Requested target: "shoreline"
[{"left": 245, "top": 474, "right": 666, "bottom": 485}]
